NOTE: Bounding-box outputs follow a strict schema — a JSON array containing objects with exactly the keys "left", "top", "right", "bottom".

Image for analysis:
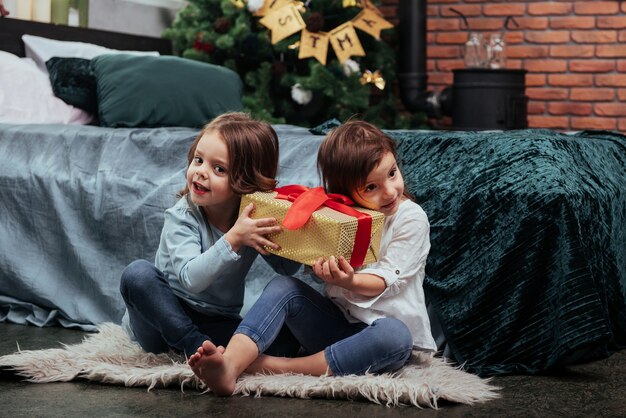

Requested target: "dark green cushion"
[
  {"left": 91, "top": 54, "right": 243, "bottom": 128},
  {"left": 46, "top": 57, "right": 98, "bottom": 114}
]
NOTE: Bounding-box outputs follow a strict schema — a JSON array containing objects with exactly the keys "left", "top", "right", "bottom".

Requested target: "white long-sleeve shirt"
[{"left": 324, "top": 199, "right": 437, "bottom": 351}]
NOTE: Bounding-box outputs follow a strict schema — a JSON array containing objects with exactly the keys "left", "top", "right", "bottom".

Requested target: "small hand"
[
  {"left": 312, "top": 256, "right": 354, "bottom": 288},
  {"left": 227, "top": 203, "right": 282, "bottom": 255}
]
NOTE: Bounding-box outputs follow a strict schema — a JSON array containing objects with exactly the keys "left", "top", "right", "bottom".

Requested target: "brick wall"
[{"left": 382, "top": 0, "right": 626, "bottom": 133}]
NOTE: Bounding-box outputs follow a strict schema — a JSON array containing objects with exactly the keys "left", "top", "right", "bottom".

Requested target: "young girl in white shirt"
[
  {"left": 120, "top": 112, "right": 299, "bottom": 358},
  {"left": 188, "top": 120, "right": 436, "bottom": 395}
]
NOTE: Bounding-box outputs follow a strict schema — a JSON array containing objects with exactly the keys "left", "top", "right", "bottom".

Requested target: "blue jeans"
[
  {"left": 236, "top": 275, "right": 414, "bottom": 375},
  {"left": 119, "top": 259, "right": 300, "bottom": 358}
]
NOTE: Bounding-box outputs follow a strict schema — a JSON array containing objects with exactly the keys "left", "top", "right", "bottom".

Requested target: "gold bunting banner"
[
  {"left": 254, "top": 0, "right": 393, "bottom": 65},
  {"left": 259, "top": 3, "right": 306, "bottom": 44},
  {"left": 299, "top": 29, "right": 330, "bottom": 65},
  {"left": 329, "top": 22, "right": 365, "bottom": 64},
  {"left": 352, "top": 8, "right": 393, "bottom": 40}
]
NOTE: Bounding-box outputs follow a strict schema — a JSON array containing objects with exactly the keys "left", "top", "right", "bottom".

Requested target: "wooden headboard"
[{"left": 0, "top": 17, "right": 172, "bottom": 56}]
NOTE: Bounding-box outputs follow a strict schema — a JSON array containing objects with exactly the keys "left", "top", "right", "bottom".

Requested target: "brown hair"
[
  {"left": 179, "top": 112, "right": 279, "bottom": 197},
  {"left": 317, "top": 120, "right": 400, "bottom": 197}
]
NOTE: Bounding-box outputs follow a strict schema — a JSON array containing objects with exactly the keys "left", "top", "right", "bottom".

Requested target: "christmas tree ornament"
[
  {"left": 359, "top": 69, "right": 386, "bottom": 90},
  {"left": 194, "top": 32, "right": 215, "bottom": 53},
  {"left": 271, "top": 61, "right": 287, "bottom": 77},
  {"left": 247, "top": 0, "right": 264, "bottom": 13},
  {"left": 342, "top": 58, "right": 360, "bottom": 76},
  {"left": 291, "top": 83, "right": 313, "bottom": 105},
  {"left": 342, "top": 0, "right": 358, "bottom": 7},
  {"left": 305, "top": 11, "right": 324, "bottom": 32},
  {"left": 214, "top": 17, "right": 231, "bottom": 34}
]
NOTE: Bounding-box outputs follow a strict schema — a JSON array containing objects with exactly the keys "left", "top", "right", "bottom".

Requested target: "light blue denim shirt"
[{"left": 155, "top": 195, "right": 300, "bottom": 319}]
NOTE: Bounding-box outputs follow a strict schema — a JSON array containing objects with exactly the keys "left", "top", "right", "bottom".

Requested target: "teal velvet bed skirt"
[{"left": 391, "top": 128, "right": 625, "bottom": 376}]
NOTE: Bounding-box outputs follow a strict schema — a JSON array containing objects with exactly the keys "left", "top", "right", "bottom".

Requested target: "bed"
[
  {"left": 1, "top": 18, "right": 625, "bottom": 376},
  {"left": 0, "top": 17, "right": 172, "bottom": 56}
]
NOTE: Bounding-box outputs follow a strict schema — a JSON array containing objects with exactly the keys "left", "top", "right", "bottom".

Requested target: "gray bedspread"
[
  {"left": 1, "top": 122, "right": 624, "bottom": 376},
  {"left": 0, "top": 123, "right": 322, "bottom": 331}
]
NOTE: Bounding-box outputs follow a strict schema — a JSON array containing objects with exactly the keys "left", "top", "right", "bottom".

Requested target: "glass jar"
[
  {"left": 464, "top": 32, "right": 487, "bottom": 68},
  {"left": 487, "top": 34, "right": 506, "bottom": 69}
]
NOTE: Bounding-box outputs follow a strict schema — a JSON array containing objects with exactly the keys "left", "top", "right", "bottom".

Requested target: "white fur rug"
[{"left": 0, "top": 323, "right": 499, "bottom": 408}]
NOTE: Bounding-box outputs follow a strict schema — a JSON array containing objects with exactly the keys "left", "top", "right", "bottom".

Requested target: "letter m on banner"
[{"left": 329, "top": 22, "right": 365, "bottom": 63}]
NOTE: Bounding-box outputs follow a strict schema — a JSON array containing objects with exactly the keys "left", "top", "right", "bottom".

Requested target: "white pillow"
[
  {"left": 0, "top": 50, "right": 93, "bottom": 125},
  {"left": 22, "top": 34, "right": 160, "bottom": 73}
]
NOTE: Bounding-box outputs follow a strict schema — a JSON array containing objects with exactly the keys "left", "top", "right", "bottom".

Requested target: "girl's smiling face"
[
  {"left": 186, "top": 131, "right": 237, "bottom": 213},
  {"left": 351, "top": 151, "right": 405, "bottom": 217}
]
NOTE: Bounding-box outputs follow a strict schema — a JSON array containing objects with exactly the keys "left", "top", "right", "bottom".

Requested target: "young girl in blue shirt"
[
  {"left": 188, "top": 120, "right": 436, "bottom": 396},
  {"left": 120, "top": 112, "right": 300, "bottom": 358}
]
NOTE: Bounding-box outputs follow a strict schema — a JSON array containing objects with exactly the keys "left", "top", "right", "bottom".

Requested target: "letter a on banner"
[
  {"left": 352, "top": 8, "right": 393, "bottom": 40},
  {"left": 329, "top": 22, "right": 365, "bottom": 64},
  {"left": 299, "top": 29, "right": 330, "bottom": 65}
]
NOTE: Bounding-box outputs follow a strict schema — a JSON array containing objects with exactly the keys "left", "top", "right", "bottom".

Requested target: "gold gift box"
[{"left": 240, "top": 191, "right": 384, "bottom": 267}]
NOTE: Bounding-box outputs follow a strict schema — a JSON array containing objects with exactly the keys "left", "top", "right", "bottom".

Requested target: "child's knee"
[
  {"left": 120, "top": 259, "right": 157, "bottom": 295},
  {"left": 375, "top": 318, "right": 413, "bottom": 353},
  {"left": 265, "top": 274, "right": 303, "bottom": 296}
]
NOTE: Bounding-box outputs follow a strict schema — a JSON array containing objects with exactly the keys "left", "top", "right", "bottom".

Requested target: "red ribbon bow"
[{"left": 274, "top": 185, "right": 372, "bottom": 267}]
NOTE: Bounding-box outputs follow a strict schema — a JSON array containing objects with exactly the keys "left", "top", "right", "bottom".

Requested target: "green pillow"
[{"left": 91, "top": 54, "right": 243, "bottom": 128}]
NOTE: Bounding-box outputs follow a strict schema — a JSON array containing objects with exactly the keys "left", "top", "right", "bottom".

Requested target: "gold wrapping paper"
[{"left": 240, "top": 191, "right": 384, "bottom": 266}]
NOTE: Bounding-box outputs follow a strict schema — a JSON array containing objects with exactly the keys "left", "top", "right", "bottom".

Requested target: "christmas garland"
[
  {"left": 163, "top": 0, "right": 426, "bottom": 129},
  {"left": 251, "top": 0, "right": 392, "bottom": 67}
]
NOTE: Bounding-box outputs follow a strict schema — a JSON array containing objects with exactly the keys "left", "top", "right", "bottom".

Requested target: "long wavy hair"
[{"left": 178, "top": 112, "right": 279, "bottom": 197}]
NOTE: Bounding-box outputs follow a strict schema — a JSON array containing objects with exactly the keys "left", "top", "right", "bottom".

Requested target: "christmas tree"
[{"left": 163, "top": 0, "right": 426, "bottom": 129}]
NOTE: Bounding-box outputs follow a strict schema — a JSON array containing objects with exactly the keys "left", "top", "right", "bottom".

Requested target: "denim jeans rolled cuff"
[
  {"left": 323, "top": 317, "right": 414, "bottom": 376},
  {"left": 234, "top": 324, "right": 301, "bottom": 357},
  {"left": 234, "top": 326, "right": 268, "bottom": 353}
]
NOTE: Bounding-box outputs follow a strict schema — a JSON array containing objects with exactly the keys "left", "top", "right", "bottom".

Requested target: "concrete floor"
[{"left": 1, "top": 322, "right": 625, "bottom": 417}]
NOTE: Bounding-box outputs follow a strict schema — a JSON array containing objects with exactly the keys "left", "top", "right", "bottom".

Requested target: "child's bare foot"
[
  {"left": 188, "top": 340, "right": 237, "bottom": 396},
  {"left": 189, "top": 343, "right": 224, "bottom": 363}
]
